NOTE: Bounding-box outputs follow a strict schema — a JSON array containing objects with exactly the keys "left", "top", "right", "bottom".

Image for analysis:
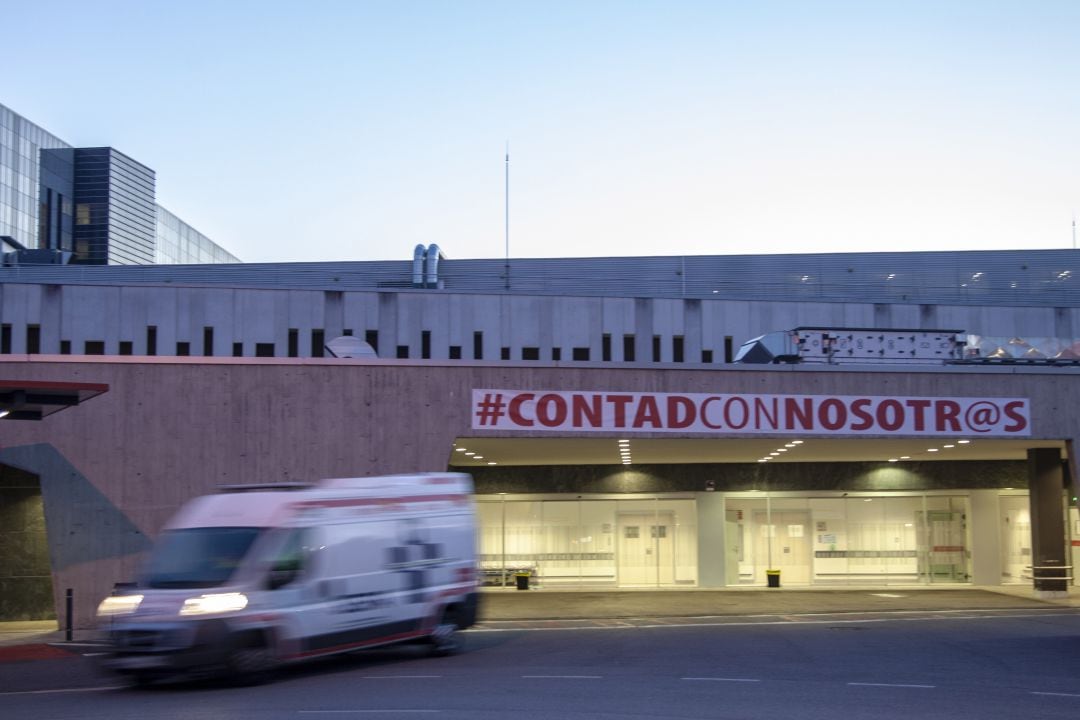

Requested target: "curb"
[{"left": 0, "top": 643, "right": 79, "bottom": 663}]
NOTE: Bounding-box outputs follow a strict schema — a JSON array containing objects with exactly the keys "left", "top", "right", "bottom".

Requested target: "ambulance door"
[{"left": 260, "top": 527, "right": 332, "bottom": 657}]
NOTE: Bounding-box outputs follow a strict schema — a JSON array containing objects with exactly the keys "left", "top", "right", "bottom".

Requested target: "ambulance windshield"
[{"left": 143, "top": 527, "right": 262, "bottom": 588}]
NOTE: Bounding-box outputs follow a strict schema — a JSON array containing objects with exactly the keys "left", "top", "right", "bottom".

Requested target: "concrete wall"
[
  {"left": 0, "top": 357, "right": 1077, "bottom": 626},
  {"left": 3, "top": 282, "right": 1078, "bottom": 360}
]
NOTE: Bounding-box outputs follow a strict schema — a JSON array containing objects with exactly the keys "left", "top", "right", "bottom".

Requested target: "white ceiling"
[{"left": 448, "top": 436, "right": 1067, "bottom": 467}]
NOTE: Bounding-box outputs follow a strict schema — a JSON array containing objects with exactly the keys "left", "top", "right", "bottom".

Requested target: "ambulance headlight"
[
  {"left": 179, "top": 592, "right": 249, "bottom": 616},
  {"left": 97, "top": 594, "right": 144, "bottom": 617}
]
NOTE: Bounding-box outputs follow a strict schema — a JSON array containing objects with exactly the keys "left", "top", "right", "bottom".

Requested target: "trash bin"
[
  {"left": 515, "top": 572, "right": 530, "bottom": 590},
  {"left": 766, "top": 569, "right": 781, "bottom": 588}
]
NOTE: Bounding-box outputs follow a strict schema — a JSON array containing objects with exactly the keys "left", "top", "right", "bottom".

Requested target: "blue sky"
[{"left": 6, "top": 1, "right": 1080, "bottom": 262}]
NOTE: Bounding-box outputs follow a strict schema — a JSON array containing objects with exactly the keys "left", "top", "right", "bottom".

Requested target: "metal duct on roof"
[
  {"left": 412, "top": 245, "right": 425, "bottom": 287},
  {"left": 425, "top": 244, "right": 443, "bottom": 288}
]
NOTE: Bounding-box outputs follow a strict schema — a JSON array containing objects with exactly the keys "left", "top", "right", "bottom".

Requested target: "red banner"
[{"left": 471, "top": 389, "right": 1031, "bottom": 436}]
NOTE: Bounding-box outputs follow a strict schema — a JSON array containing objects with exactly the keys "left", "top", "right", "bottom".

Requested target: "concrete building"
[{"left": 0, "top": 248, "right": 1077, "bottom": 626}]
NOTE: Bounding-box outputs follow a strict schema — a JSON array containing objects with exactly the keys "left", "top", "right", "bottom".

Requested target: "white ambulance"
[{"left": 96, "top": 473, "right": 479, "bottom": 684}]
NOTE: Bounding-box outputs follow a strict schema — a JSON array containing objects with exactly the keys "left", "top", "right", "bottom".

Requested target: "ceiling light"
[
  {"left": 784, "top": 444, "right": 796, "bottom": 448},
  {"left": 465, "top": 452, "right": 475, "bottom": 456},
  {"left": 864, "top": 499, "right": 873, "bottom": 502},
  {"left": 958, "top": 440, "right": 970, "bottom": 444},
  {"left": 777, "top": 448, "right": 788, "bottom": 452},
  {"left": 927, "top": 448, "right": 939, "bottom": 453},
  {"left": 487, "top": 462, "right": 497, "bottom": 465},
  {"left": 770, "top": 452, "right": 780, "bottom": 456},
  {"left": 618, "top": 439, "right": 630, "bottom": 444},
  {"left": 792, "top": 440, "right": 804, "bottom": 445},
  {"left": 473, "top": 456, "right": 484, "bottom": 459},
  {"left": 455, "top": 448, "right": 466, "bottom": 452},
  {"left": 888, "top": 458, "right": 898, "bottom": 463},
  {"left": 943, "top": 444, "right": 954, "bottom": 449},
  {"left": 900, "top": 456, "right": 910, "bottom": 460},
  {"left": 758, "top": 459, "right": 769, "bottom": 463}
]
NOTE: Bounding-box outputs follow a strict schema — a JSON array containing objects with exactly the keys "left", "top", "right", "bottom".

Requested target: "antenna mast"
[{"left": 504, "top": 142, "right": 510, "bottom": 289}]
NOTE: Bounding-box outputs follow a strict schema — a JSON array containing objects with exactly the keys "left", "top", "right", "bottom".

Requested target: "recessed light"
[
  {"left": 785, "top": 444, "right": 796, "bottom": 448},
  {"left": 465, "top": 452, "right": 475, "bottom": 456},
  {"left": 770, "top": 452, "right": 780, "bottom": 456},
  {"left": 455, "top": 448, "right": 467, "bottom": 452},
  {"left": 864, "top": 498, "right": 873, "bottom": 502},
  {"left": 900, "top": 456, "right": 910, "bottom": 460},
  {"left": 927, "top": 448, "right": 939, "bottom": 452},
  {"left": 888, "top": 458, "right": 898, "bottom": 463},
  {"left": 792, "top": 440, "right": 804, "bottom": 445},
  {"left": 473, "top": 456, "right": 484, "bottom": 460},
  {"left": 777, "top": 448, "right": 788, "bottom": 452},
  {"left": 958, "top": 440, "right": 970, "bottom": 444},
  {"left": 487, "top": 462, "right": 497, "bottom": 465},
  {"left": 758, "top": 459, "right": 769, "bottom": 463}
]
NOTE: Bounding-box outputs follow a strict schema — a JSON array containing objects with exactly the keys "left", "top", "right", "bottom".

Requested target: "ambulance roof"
[{"left": 164, "top": 473, "right": 473, "bottom": 530}]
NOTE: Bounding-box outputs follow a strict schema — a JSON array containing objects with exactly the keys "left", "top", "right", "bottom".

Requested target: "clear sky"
[{"left": 6, "top": 1, "right": 1080, "bottom": 263}]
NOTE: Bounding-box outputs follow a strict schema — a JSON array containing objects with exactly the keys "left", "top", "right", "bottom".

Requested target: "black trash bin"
[
  {"left": 766, "top": 569, "right": 781, "bottom": 588},
  {"left": 515, "top": 572, "right": 530, "bottom": 590}
]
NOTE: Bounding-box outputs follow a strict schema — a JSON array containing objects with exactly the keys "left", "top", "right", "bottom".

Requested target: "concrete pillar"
[
  {"left": 968, "top": 490, "right": 1002, "bottom": 586},
  {"left": 696, "top": 492, "right": 727, "bottom": 587},
  {"left": 1027, "top": 448, "right": 1069, "bottom": 596}
]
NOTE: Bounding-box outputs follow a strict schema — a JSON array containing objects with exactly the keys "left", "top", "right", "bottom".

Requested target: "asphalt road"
[{"left": 4, "top": 608, "right": 1080, "bottom": 719}]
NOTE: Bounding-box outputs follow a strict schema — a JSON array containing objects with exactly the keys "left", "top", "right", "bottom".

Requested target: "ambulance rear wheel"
[
  {"left": 127, "top": 671, "right": 157, "bottom": 688},
  {"left": 429, "top": 610, "right": 462, "bottom": 656}
]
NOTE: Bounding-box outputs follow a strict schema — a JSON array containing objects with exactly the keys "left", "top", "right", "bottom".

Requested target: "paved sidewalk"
[{"left": 476, "top": 585, "right": 1080, "bottom": 622}]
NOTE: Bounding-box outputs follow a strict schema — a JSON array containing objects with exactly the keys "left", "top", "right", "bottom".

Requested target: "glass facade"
[
  {"left": 726, "top": 494, "right": 971, "bottom": 586},
  {"left": 0, "top": 104, "right": 69, "bottom": 248},
  {"left": 476, "top": 495, "right": 698, "bottom": 588},
  {"left": 156, "top": 206, "right": 240, "bottom": 264},
  {"left": 477, "top": 491, "right": 1033, "bottom": 588},
  {"left": 0, "top": 102, "right": 238, "bottom": 265}
]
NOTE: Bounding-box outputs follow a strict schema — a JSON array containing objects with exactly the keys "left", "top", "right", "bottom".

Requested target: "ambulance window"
[{"left": 269, "top": 529, "right": 311, "bottom": 589}]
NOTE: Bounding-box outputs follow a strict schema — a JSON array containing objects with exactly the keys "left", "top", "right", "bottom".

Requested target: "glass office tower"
[{"left": 0, "top": 102, "right": 238, "bottom": 265}]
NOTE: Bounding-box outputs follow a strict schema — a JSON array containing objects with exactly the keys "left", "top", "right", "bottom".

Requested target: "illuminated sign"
[{"left": 471, "top": 389, "right": 1030, "bottom": 436}]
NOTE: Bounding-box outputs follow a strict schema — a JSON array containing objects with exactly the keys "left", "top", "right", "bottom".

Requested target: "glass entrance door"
[
  {"left": 617, "top": 512, "right": 675, "bottom": 586},
  {"left": 751, "top": 510, "right": 811, "bottom": 584}
]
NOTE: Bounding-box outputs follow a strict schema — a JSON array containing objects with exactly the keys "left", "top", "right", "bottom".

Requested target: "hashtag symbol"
[{"left": 476, "top": 393, "right": 506, "bottom": 426}]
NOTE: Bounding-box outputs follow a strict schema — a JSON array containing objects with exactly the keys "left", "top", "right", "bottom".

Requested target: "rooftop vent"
[
  {"left": 325, "top": 336, "right": 378, "bottom": 359},
  {"left": 411, "top": 244, "right": 445, "bottom": 289}
]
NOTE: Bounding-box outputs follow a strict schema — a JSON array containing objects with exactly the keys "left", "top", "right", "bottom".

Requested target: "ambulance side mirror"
[{"left": 268, "top": 568, "right": 298, "bottom": 590}]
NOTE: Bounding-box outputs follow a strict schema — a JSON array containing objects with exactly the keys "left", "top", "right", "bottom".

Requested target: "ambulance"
[{"left": 96, "top": 473, "right": 479, "bottom": 684}]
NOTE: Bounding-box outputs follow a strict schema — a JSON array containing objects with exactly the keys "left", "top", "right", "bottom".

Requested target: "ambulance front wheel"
[{"left": 227, "top": 631, "right": 278, "bottom": 684}]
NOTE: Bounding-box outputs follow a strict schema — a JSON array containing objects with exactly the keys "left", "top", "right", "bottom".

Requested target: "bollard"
[{"left": 65, "top": 588, "right": 73, "bottom": 642}]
